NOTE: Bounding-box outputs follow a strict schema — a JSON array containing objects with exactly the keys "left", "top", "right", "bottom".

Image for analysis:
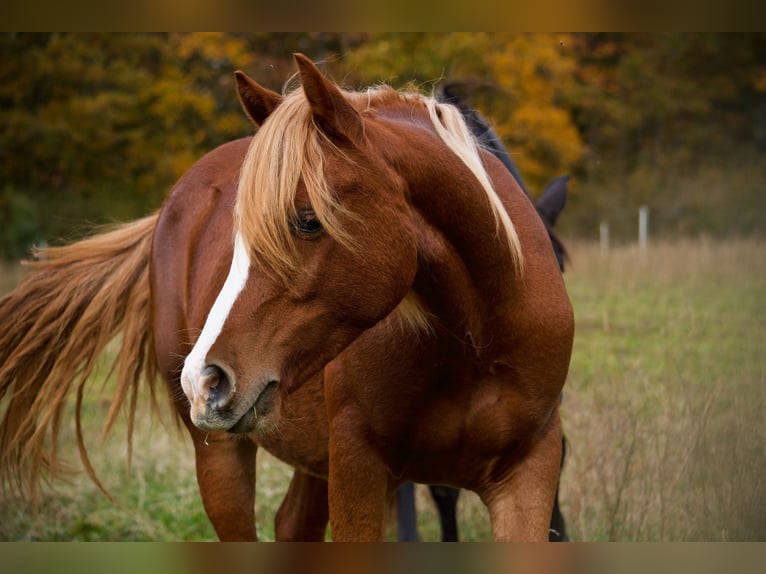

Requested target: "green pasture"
[{"left": 1, "top": 238, "right": 764, "bottom": 541}]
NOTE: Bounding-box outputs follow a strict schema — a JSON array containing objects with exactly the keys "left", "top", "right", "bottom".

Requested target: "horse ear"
[
  {"left": 535, "top": 175, "right": 569, "bottom": 227},
  {"left": 234, "top": 70, "right": 282, "bottom": 127},
  {"left": 293, "top": 53, "right": 364, "bottom": 146}
]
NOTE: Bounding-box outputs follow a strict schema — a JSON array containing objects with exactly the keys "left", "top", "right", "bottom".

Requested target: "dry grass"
[
  {"left": 1, "top": 238, "right": 764, "bottom": 540},
  {"left": 560, "top": 238, "right": 766, "bottom": 541}
]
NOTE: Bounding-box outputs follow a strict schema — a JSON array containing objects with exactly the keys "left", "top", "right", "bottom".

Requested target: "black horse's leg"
[
  {"left": 429, "top": 485, "right": 460, "bottom": 542},
  {"left": 548, "top": 434, "right": 569, "bottom": 541},
  {"left": 396, "top": 482, "right": 420, "bottom": 541}
]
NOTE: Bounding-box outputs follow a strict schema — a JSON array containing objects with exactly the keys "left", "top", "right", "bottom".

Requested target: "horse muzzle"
[
  {"left": 224, "top": 380, "right": 278, "bottom": 434},
  {"left": 187, "top": 363, "right": 280, "bottom": 434}
]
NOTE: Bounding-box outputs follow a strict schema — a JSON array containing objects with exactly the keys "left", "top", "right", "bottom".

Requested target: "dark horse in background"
[
  {"left": 393, "top": 84, "right": 571, "bottom": 542},
  {"left": 0, "top": 55, "right": 573, "bottom": 541}
]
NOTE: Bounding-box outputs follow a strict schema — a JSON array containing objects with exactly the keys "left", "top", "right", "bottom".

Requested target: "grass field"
[{"left": 1, "top": 238, "right": 764, "bottom": 541}]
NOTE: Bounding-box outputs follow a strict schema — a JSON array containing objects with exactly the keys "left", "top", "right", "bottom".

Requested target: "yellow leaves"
[
  {"left": 346, "top": 33, "right": 494, "bottom": 88},
  {"left": 484, "top": 34, "right": 583, "bottom": 192},
  {"left": 343, "top": 33, "right": 585, "bottom": 193},
  {"left": 172, "top": 33, "right": 251, "bottom": 68},
  {"left": 502, "top": 104, "right": 583, "bottom": 189},
  {"left": 145, "top": 77, "right": 216, "bottom": 127}
]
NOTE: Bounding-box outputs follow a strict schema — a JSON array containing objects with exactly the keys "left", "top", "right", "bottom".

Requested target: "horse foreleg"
[
  {"left": 327, "top": 415, "right": 389, "bottom": 541},
  {"left": 274, "top": 470, "right": 329, "bottom": 541},
  {"left": 481, "top": 412, "right": 563, "bottom": 542},
  {"left": 184, "top": 419, "right": 258, "bottom": 541}
]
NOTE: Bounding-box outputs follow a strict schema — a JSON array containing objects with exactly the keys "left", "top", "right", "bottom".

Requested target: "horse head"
[
  {"left": 180, "top": 55, "right": 418, "bottom": 433},
  {"left": 180, "top": 54, "right": 527, "bottom": 435}
]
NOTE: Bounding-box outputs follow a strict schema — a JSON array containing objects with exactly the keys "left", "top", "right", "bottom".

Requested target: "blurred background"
[
  {"left": 1, "top": 33, "right": 764, "bottom": 541},
  {"left": 1, "top": 32, "right": 764, "bottom": 258}
]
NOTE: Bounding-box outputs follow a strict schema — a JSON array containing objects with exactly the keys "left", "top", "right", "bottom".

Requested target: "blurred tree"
[
  {"left": 341, "top": 33, "right": 583, "bottom": 195},
  {"left": 484, "top": 34, "right": 583, "bottom": 192},
  {"left": 1, "top": 33, "right": 764, "bottom": 259},
  {"left": 0, "top": 33, "right": 255, "bottom": 254},
  {"left": 563, "top": 33, "right": 766, "bottom": 238},
  {"left": 341, "top": 32, "right": 495, "bottom": 86},
  {"left": 0, "top": 185, "right": 39, "bottom": 259}
]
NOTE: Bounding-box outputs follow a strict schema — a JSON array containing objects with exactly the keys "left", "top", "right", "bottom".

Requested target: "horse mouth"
[{"left": 226, "top": 380, "right": 279, "bottom": 434}]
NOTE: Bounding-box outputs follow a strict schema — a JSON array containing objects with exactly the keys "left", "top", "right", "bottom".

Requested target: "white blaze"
[{"left": 180, "top": 233, "right": 251, "bottom": 405}]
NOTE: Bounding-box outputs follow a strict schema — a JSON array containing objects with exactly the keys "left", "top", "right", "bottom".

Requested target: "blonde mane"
[
  {"left": 235, "top": 87, "right": 351, "bottom": 283},
  {"left": 235, "top": 83, "right": 524, "bottom": 286},
  {"left": 424, "top": 98, "right": 524, "bottom": 276}
]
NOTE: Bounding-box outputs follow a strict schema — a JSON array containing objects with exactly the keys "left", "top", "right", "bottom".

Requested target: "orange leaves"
[
  {"left": 485, "top": 34, "right": 583, "bottom": 193},
  {"left": 503, "top": 104, "right": 582, "bottom": 188}
]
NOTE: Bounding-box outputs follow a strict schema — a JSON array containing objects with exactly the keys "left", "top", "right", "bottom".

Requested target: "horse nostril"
[{"left": 203, "top": 364, "right": 231, "bottom": 409}]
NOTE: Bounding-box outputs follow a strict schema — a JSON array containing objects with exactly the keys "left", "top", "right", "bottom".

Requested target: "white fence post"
[
  {"left": 599, "top": 221, "right": 610, "bottom": 254},
  {"left": 639, "top": 205, "right": 649, "bottom": 252}
]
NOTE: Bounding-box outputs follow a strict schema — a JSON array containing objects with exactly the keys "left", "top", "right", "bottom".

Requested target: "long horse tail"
[{"left": 0, "top": 213, "right": 161, "bottom": 506}]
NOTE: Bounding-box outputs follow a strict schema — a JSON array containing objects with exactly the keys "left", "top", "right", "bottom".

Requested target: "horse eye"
[{"left": 292, "top": 209, "right": 323, "bottom": 236}]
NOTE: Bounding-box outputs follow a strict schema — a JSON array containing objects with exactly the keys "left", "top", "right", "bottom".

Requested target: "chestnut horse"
[
  {"left": 177, "top": 54, "right": 573, "bottom": 540},
  {"left": 0, "top": 54, "right": 573, "bottom": 541}
]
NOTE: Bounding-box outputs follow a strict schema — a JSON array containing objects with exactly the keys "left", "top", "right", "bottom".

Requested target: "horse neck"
[{"left": 405, "top": 152, "right": 519, "bottom": 354}]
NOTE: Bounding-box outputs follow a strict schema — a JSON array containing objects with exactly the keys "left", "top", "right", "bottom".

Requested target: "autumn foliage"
[{"left": 1, "top": 33, "right": 765, "bottom": 258}]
